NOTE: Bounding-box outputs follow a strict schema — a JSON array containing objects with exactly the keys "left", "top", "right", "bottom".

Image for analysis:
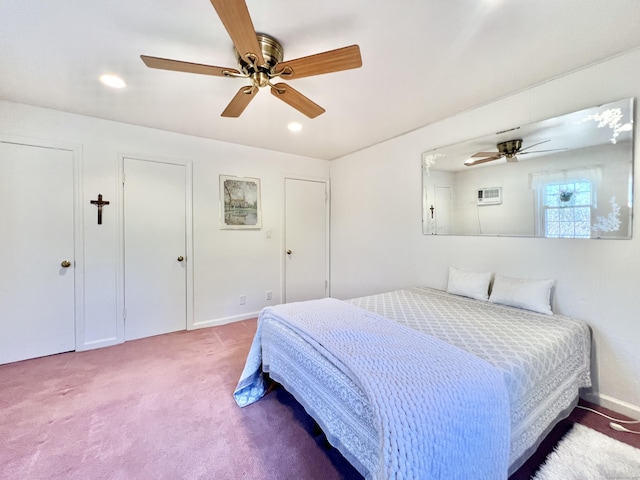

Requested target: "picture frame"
[{"left": 219, "top": 175, "right": 262, "bottom": 229}]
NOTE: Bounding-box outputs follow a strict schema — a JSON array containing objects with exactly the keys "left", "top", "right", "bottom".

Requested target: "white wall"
[
  {"left": 0, "top": 101, "right": 329, "bottom": 349},
  {"left": 330, "top": 48, "right": 640, "bottom": 417}
]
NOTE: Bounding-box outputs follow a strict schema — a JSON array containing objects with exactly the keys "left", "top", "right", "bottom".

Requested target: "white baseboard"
[
  {"left": 192, "top": 312, "right": 260, "bottom": 329},
  {"left": 76, "top": 315, "right": 258, "bottom": 352},
  {"left": 76, "top": 337, "right": 119, "bottom": 351},
  {"left": 582, "top": 391, "right": 640, "bottom": 419}
]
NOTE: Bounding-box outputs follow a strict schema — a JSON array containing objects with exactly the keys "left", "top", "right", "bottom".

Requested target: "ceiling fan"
[
  {"left": 464, "top": 139, "right": 566, "bottom": 167},
  {"left": 140, "top": 0, "right": 363, "bottom": 119}
]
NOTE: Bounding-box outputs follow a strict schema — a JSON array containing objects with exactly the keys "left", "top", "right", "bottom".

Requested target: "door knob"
[
  {"left": 286, "top": 250, "right": 292, "bottom": 255},
  {"left": 177, "top": 256, "right": 184, "bottom": 262},
  {"left": 61, "top": 260, "right": 71, "bottom": 268}
]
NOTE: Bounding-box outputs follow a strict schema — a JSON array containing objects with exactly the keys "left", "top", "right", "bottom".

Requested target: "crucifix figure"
[
  {"left": 429, "top": 204, "right": 435, "bottom": 219},
  {"left": 90, "top": 194, "right": 110, "bottom": 225}
]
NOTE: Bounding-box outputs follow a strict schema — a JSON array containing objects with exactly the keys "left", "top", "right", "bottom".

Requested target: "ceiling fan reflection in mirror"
[
  {"left": 140, "top": 0, "right": 362, "bottom": 118},
  {"left": 465, "top": 139, "right": 567, "bottom": 167}
]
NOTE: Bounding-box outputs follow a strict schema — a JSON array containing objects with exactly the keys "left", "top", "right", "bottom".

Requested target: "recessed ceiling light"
[
  {"left": 99, "top": 74, "right": 126, "bottom": 89},
  {"left": 288, "top": 122, "right": 302, "bottom": 132}
]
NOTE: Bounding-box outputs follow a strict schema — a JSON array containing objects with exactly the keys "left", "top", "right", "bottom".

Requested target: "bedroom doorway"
[
  {"left": 0, "top": 141, "right": 77, "bottom": 364},
  {"left": 121, "top": 156, "right": 192, "bottom": 341},
  {"left": 283, "top": 177, "right": 329, "bottom": 303}
]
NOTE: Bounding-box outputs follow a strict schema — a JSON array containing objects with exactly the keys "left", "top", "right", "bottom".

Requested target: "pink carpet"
[
  {"left": 0, "top": 320, "right": 358, "bottom": 479},
  {"left": 3, "top": 319, "right": 635, "bottom": 479}
]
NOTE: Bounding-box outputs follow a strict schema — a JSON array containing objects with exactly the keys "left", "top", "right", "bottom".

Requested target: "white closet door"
[
  {"left": 0, "top": 142, "right": 75, "bottom": 364},
  {"left": 284, "top": 178, "right": 328, "bottom": 303},
  {"left": 435, "top": 185, "right": 452, "bottom": 234},
  {"left": 123, "top": 158, "right": 187, "bottom": 340}
]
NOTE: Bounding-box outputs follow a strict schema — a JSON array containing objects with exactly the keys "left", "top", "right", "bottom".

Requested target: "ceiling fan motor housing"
[
  {"left": 235, "top": 33, "right": 284, "bottom": 83},
  {"left": 498, "top": 139, "right": 522, "bottom": 158}
]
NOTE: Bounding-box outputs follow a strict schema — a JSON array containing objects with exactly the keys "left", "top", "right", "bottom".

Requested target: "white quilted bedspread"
[
  {"left": 349, "top": 287, "right": 592, "bottom": 470},
  {"left": 235, "top": 297, "right": 511, "bottom": 480}
]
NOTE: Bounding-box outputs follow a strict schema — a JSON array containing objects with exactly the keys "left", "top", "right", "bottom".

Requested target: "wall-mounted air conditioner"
[{"left": 477, "top": 187, "right": 502, "bottom": 205}]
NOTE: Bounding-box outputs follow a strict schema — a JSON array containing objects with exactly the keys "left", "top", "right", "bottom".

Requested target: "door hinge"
[{"left": 123, "top": 308, "right": 127, "bottom": 321}]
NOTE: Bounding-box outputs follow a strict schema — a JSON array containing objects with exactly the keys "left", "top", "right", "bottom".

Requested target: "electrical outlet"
[
  {"left": 240, "top": 295, "right": 246, "bottom": 305},
  {"left": 266, "top": 291, "right": 272, "bottom": 301}
]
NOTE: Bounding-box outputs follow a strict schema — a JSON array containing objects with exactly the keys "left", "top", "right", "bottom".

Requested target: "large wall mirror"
[{"left": 422, "top": 97, "right": 635, "bottom": 239}]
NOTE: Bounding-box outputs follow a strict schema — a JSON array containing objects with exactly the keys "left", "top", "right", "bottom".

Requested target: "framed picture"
[{"left": 220, "top": 175, "right": 262, "bottom": 229}]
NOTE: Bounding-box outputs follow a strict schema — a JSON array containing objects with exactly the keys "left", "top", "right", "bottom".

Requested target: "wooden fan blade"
[
  {"left": 471, "top": 151, "right": 500, "bottom": 158},
  {"left": 464, "top": 155, "right": 501, "bottom": 167},
  {"left": 221, "top": 86, "right": 258, "bottom": 117},
  {"left": 141, "top": 55, "right": 240, "bottom": 77},
  {"left": 519, "top": 148, "right": 568, "bottom": 155},
  {"left": 209, "top": 0, "right": 265, "bottom": 67},
  {"left": 518, "top": 139, "right": 550, "bottom": 153},
  {"left": 270, "top": 83, "right": 325, "bottom": 118},
  {"left": 276, "top": 45, "right": 362, "bottom": 80}
]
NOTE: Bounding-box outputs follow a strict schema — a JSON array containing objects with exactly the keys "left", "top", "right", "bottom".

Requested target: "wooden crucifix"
[{"left": 90, "top": 194, "right": 110, "bottom": 225}]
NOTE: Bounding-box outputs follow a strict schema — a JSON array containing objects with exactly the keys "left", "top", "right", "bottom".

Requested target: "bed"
[{"left": 234, "top": 286, "right": 591, "bottom": 479}]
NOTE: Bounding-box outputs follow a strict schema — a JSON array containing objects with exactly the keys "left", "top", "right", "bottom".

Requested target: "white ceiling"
[{"left": 2, "top": 0, "right": 640, "bottom": 160}]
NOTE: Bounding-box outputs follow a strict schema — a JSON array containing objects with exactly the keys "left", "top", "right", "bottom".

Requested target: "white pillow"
[
  {"left": 446, "top": 267, "right": 492, "bottom": 301},
  {"left": 489, "top": 274, "right": 554, "bottom": 315}
]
